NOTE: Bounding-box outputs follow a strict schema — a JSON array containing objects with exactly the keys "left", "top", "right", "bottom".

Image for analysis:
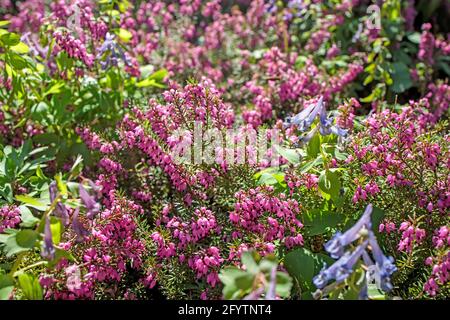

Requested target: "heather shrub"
[{"left": 0, "top": 0, "right": 448, "bottom": 301}]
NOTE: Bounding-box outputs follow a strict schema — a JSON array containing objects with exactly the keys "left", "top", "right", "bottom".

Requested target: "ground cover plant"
[{"left": 0, "top": 0, "right": 448, "bottom": 300}]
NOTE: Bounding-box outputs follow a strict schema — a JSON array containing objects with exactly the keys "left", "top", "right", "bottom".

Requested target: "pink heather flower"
[
  {"left": 418, "top": 23, "right": 435, "bottom": 64},
  {"left": 0, "top": 205, "right": 21, "bottom": 233},
  {"left": 397, "top": 221, "right": 426, "bottom": 253}
]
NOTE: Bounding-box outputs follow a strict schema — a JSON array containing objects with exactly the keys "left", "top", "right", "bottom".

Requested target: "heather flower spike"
[
  {"left": 49, "top": 182, "right": 70, "bottom": 226},
  {"left": 79, "top": 183, "right": 100, "bottom": 220},
  {"left": 41, "top": 215, "right": 55, "bottom": 260}
]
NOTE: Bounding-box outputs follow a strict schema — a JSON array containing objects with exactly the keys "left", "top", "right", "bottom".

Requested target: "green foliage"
[{"left": 219, "top": 251, "right": 293, "bottom": 300}]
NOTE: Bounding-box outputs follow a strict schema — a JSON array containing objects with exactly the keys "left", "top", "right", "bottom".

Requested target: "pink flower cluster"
[
  {"left": 41, "top": 197, "right": 147, "bottom": 299},
  {"left": 352, "top": 181, "right": 380, "bottom": 203},
  {"left": 53, "top": 31, "right": 94, "bottom": 67},
  {"left": 348, "top": 107, "right": 449, "bottom": 214},
  {"left": 336, "top": 98, "right": 361, "bottom": 130},
  {"left": 229, "top": 186, "right": 303, "bottom": 249},
  {"left": 188, "top": 247, "right": 223, "bottom": 287},
  {"left": 424, "top": 226, "right": 450, "bottom": 296},
  {"left": 397, "top": 221, "right": 426, "bottom": 253},
  {"left": 154, "top": 206, "right": 219, "bottom": 252},
  {"left": 286, "top": 172, "right": 319, "bottom": 196},
  {"left": 0, "top": 205, "right": 21, "bottom": 233}
]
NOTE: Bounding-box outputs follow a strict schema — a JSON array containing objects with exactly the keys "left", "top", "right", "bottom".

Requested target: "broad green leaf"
[
  {"left": 148, "top": 69, "right": 168, "bottom": 82},
  {"left": 306, "top": 133, "right": 321, "bottom": 158},
  {"left": 318, "top": 170, "right": 341, "bottom": 201},
  {"left": 116, "top": 28, "right": 132, "bottom": 42},
  {"left": 303, "top": 209, "right": 344, "bottom": 236},
  {"left": 274, "top": 144, "right": 301, "bottom": 164},
  {"left": 15, "top": 230, "right": 38, "bottom": 249},
  {"left": 241, "top": 251, "right": 259, "bottom": 274},
  {"left": 15, "top": 195, "right": 47, "bottom": 211},
  {"left": 1, "top": 32, "right": 20, "bottom": 46},
  {"left": 19, "top": 206, "right": 40, "bottom": 228},
  {"left": 10, "top": 42, "right": 29, "bottom": 54},
  {"left": 274, "top": 272, "right": 293, "bottom": 298},
  {"left": 0, "top": 21, "right": 11, "bottom": 28},
  {"left": 390, "top": 62, "right": 412, "bottom": 93},
  {"left": 0, "top": 274, "right": 14, "bottom": 300},
  {"left": 234, "top": 273, "right": 254, "bottom": 290},
  {"left": 284, "top": 248, "right": 334, "bottom": 289}
]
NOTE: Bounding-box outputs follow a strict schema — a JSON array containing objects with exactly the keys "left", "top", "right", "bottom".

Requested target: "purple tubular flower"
[
  {"left": 319, "top": 105, "right": 348, "bottom": 137},
  {"left": 265, "top": 266, "right": 277, "bottom": 300},
  {"left": 49, "top": 182, "right": 70, "bottom": 226},
  {"left": 72, "top": 207, "right": 90, "bottom": 243},
  {"left": 368, "top": 231, "right": 397, "bottom": 292},
  {"left": 243, "top": 287, "right": 265, "bottom": 300},
  {"left": 96, "top": 32, "right": 131, "bottom": 70},
  {"left": 41, "top": 215, "right": 55, "bottom": 260},
  {"left": 284, "top": 97, "right": 324, "bottom": 131},
  {"left": 313, "top": 240, "right": 369, "bottom": 289},
  {"left": 284, "top": 96, "right": 348, "bottom": 138},
  {"left": 78, "top": 184, "right": 100, "bottom": 220},
  {"left": 324, "top": 204, "right": 373, "bottom": 259},
  {"left": 359, "top": 280, "right": 368, "bottom": 300}
]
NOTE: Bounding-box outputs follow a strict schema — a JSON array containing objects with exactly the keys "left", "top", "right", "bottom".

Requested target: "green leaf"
[
  {"left": 368, "top": 283, "right": 386, "bottom": 300},
  {"left": 10, "top": 42, "right": 29, "bottom": 54},
  {"left": 15, "top": 230, "right": 38, "bottom": 249},
  {"left": 3, "top": 232, "right": 33, "bottom": 257},
  {"left": 18, "top": 273, "right": 43, "bottom": 300},
  {"left": 116, "top": 28, "right": 132, "bottom": 42},
  {"left": 219, "top": 267, "right": 247, "bottom": 286},
  {"left": 19, "top": 206, "right": 40, "bottom": 228},
  {"left": 284, "top": 248, "right": 334, "bottom": 290},
  {"left": 1, "top": 32, "right": 20, "bottom": 46},
  {"left": 318, "top": 170, "right": 341, "bottom": 201},
  {"left": 8, "top": 52, "right": 28, "bottom": 69},
  {"left": 274, "top": 272, "right": 293, "bottom": 298},
  {"left": 55, "top": 173, "right": 68, "bottom": 196},
  {"left": 0, "top": 21, "right": 11, "bottom": 28},
  {"left": 219, "top": 267, "right": 248, "bottom": 299},
  {"left": 406, "top": 32, "right": 421, "bottom": 44},
  {"left": 38, "top": 216, "right": 63, "bottom": 245},
  {"left": 0, "top": 274, "right": 14, "bottom": 300},
  {"left": 148, "top": 69, "right": 168, "bottom": 82},
  {"left": 258, "top": 172, "right": 278, "bottom": 185},
  {"left": 234, "top": 273, "right": 254, "bottom": 290},
  {"left": 390, "top": 62, "right": 412, "bottom": 93},
  {"left": 15, "top": 195, "right": 47, "bottom": 211},
  {"left": 306, "top": 132, "right": 321, "bottom": 158},
  {"left": 44, "top": 82, "right": 65, "bottom": 97},
  {"left": 136, "top": 78, "right": 166, "bottom": 88},
  {"left": 274, "top": 145, "right": 301, "bottom": 164},
  {"left": 303, "top": 209, "right": 344, "bottom": 236},
  {"left": 241, "top": 251, "right": 259, "bottom": 274}
]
